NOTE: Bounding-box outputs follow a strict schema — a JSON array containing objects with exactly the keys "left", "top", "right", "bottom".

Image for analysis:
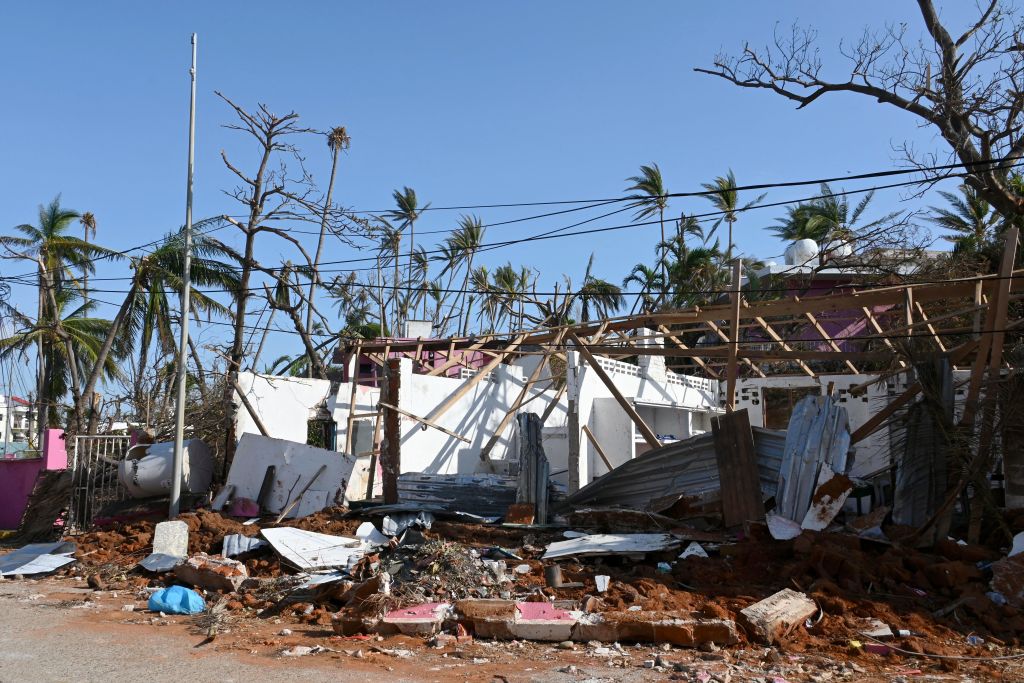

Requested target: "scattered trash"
[
  {"left": 679, "top": 542, "right": 709, "bottom": 559},
  {"left": 0, "top": 542, "right": 76, "bottom": 577},
  {"left": 260, "top": 527, "right": 363, "bottom": 571},
  {"left": 147, "top": 586, "right": 205, "bottom": 615},
  {"left": 542, "top": 533, "right": 680, "bottom": 559},
  {"left": 221, "top": 533, "right": 267, "bottom": 558},
  {"left": 594, "top": 575, "right": 610, "bottom": 593}
]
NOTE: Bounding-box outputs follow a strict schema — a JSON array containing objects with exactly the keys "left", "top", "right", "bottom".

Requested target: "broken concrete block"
[
  {"left": 509, "top": 602, "right": 576, "bottom": 641},
  {"left": 174, "top": 553, "right": 248, "bottom": 592},
  {"left": 739, "top": 588, "right": 817, "bottom": 644},
  {"left": 575, "top": 612, "right": 738, "bottom": 647},
  {"left": 378, "top": 602, "right": 451, "bottom": 636},
  {"left": 331, "top": 612, "right": 379, "bottom": 636},
  {"left": 138, "top": 521, "right": 188, "bottom": 572}
]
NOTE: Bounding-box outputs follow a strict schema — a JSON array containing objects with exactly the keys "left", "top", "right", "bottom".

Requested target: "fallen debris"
[
  {"left": 139, "top": 520, "right": 189, "bottom": 572},
  {"left": 542, "top": 533, "right": 680, "bottom": 560},
  {"left": 260, "top": 527, "right": 363, "bottom": 571},
  {"left": 0, "top": 542, "right": 76, "bottom": 577},
  {"left": 738, "top": 589, "right": 817, "bottom": 644},
  {"left": 174, "top": 553, "right": 248, "bottom": 592}
]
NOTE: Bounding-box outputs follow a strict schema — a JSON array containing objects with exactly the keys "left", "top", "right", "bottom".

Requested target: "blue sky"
[{"left": 0, "top": 1, "right": 981, "bottom": 376}]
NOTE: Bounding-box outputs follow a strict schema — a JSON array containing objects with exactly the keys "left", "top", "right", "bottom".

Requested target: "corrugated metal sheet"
[
  {"left": 560, "top": 433, "right": 720, "bottom": 513},
  {"left": 753, "top": 427, "right": 786, "bottom": 500},
  {"left": 562, "top": 430, "right": 788, "bottom": 515},
  {"left": 397, "top": 473, "right": 519, "bottom": 518},
  {"left": 775, "top": 395, "right": 851, "bottom": 521}
]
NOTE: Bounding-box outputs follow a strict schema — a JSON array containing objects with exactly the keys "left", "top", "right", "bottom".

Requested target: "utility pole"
[{"left": 169, "top": 33, "right": 197, "bottom": 519}]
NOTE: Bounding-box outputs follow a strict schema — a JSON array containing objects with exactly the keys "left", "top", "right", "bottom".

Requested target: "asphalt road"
[{"left": 0, "top": 581, "right": 414, "bottom": 683}]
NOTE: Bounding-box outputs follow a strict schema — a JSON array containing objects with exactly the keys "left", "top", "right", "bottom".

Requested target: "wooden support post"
[
  {"left": 904, "top": 286, "right": 914, "bottom": 329},
  {"left": 726, "top": 260, "right": 743, "bottom": 412},
  {"left": 479, "top": 346, "right": 556, "bottom": 462},
  {"left": 704, "top": 318, "right": 766, "bottom": 378},
  {"left": 567, "top": 396, "right": 581, "bottom": 493},
  {"left": 657, "top": 324, "right": 719, "bottom": 378},
  {"left": 569, "top": 332, "right": 661, "bottom": 449},
  {"left": 711, "top": 409, "right": 764, "bottom": 526},
  {"left": 974, "top": 279, "right": 984, "bottom": 339},
  {"left": 581, "top": 424, "right": 614, "bottom": 474},
  {"left": 377, "top": 401, "right": 471, "bottom": 443},
  {"left": 803, "top": 311, "right": 859, "bottom": 374},
  {"left": 365, "top": 406, "right": 383, "bottom": 500},
  {"left": 380, "top": 358, "right": 401, "bottom": 504},
  {"left": 343, "top": 340, "right": 363, "bottom": 455}
]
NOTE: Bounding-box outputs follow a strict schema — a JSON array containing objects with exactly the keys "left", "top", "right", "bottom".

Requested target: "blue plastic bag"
[{"left": 148, "top": 585, "right": 206, "bottom": 614}]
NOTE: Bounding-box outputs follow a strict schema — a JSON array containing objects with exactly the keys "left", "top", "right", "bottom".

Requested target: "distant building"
[{"left": 0, "top": 394, "right": 35, "bottom": 454}]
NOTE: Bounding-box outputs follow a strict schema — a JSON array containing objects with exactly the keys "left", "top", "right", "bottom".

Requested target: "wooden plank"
[
  {"left": 703, "top": 317, "right": 766, "bottom": 378},
  {"left": 861, "top": 306, "right": 907, "bottom": 368},
  {"left": 381, "top": 358, "right": 401, "bottom": 504},
  {"left": 710, "top": 409, "right": 765, "bottom": 526},
  {"left": 343, "top": 340, "right": 363, "bottom": 455},
  {"left": 578, "top": 345, "right": 889, "bottom": 361},
  {"left": 540, "top": 384, "right": 567, "bottom": 424},
  {"left": 726, "top": 261, "right": 743, "bottom": 411},
  {"left": 751, "top": 314, "right": 816, "bottom": 377},
  {"left": 803, "top": 310, "right": 859, "bottom": 374},
  {"left": 424, "top": 334, "right": 528, "bottom": 423},
  {"left": 914, "top": 300, "right": 948, "bottom": 353},
  {"left": 567, "top": 397, "right": 581, "bottom": 492},
  {"left": 426, "top": 337, "right": 489, "bottom": 376},
  {"left": 581, "top": 424, "right": 615, "bottom": 474},
  {"left": 569, "top": 332, "right": 661, "bottom": 449},
  {"left": 377, "top": 401, "right": 471, "bottom": 443},
  {"left": 657, "top": 324, "right": 720, "bottom": 378}
]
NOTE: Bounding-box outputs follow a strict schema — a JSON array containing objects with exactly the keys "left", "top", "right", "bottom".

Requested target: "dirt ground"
[{"left": 8, "top": 507, "right": 1024, "bottom": 681}]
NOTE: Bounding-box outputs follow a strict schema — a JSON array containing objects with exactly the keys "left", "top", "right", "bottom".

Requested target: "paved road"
[{"left": 0, "top": 581, "right": 423, "bottom": 683}]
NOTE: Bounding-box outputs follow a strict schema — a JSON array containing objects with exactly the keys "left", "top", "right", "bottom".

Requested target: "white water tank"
[
  {"left": 784, "top": 239, "right": 820, "bottom": 265},
  {"left": 118, "top": 439, "right": 214, "bottom": 498},
  {"left": 822, "top": 238, "right": 854, "bottom": 260}
]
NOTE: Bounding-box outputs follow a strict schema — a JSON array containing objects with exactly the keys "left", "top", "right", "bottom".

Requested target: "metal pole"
[{"left": 169, "top": 33, "right": 197, "bottom": 519}]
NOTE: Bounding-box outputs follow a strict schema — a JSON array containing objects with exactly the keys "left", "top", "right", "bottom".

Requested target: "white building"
[{"left": 0, "top": 394, "right": 34, "bottom": 453}]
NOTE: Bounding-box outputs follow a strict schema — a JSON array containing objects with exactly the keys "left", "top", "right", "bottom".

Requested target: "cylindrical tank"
[
  {"left": 118, "top": 439, "right": 214, "bottom": 498},
  {"left": 784, "top": 239, "right": 820, "bottom": 265}
]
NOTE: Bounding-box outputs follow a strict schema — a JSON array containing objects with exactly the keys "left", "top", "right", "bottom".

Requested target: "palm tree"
[
  {"left": 626, "top": 164, "right": 669, "bottom": 282},
  {"left": 927, "top": 183, "right": 1001, "bottom": 255},
  {"left": 575, "top": 254, "right": 624, "bottom": 323},
  {"left": 0, "top": 291, "right": 122, "bottom": 428},
  {"left": 307, "top": 125, "right": 350, "bottom": 369},
  {"left": 701, "top": 169, "right": 765, "bottom": 263},
  {"left": 622, "top": 264, "right": 665, "bottom": 314},
  {"left": 131, "top": 231, "right": 241, "bottom": 417},
  {"left": 1, "top": 197, "right": 113, "bottom": 431},
  {"left": 440, "top": 214, "right": 485, "bottom": 335},
  {"left": 770, "top": 184, "right": 896, "bottom": 254},
  {"left": 386, "top": 187, "right": 430, "bottom": 327},
  {"left": 80, "top": 212, "right": 97, "bottom": 302}
]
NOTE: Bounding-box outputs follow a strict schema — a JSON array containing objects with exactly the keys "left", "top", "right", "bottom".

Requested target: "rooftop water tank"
[
  {"left": 118, "top": 439, "right": 214, "bottom": 498},
  {"left": 784, "top": 239, "right": 820, "bottom": 265}
]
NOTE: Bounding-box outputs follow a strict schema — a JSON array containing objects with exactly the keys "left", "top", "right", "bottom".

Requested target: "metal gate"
[{"left": 68, "top": 435, "right": 132, "bottom": 531}]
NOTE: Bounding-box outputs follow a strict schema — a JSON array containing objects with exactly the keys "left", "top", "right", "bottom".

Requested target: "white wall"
[
  {"left": 331, "top": 358, "right": 570, "bottom": 477},
  {"left": 566, "top": 348, "right": 720, "bottom": 487},
  {"left": 234, "top": 373, "right": 333, "bottom": 443}
]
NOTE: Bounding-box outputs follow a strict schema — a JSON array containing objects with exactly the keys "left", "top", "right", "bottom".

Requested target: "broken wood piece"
[
  {"left": 738, "top": 588, "right": 817, "bottom": 644},
  {"left": 377, "top": 401, "right": 471, "bottom": 443},
  {"left": 710, "top": 409, "right": 765, "bottom": 526},
  {"left": 581, "top": 424, "right": 614, "bottom": 473},
  {"left": 274, "top": 464, "right": 327, "bottom": 524},
  {"left": 569, "top": 332, "right": 661, "bottom": 449}
]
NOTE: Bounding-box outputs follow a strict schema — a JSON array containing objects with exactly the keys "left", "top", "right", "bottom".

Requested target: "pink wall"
[{"left": 0, "top": 429, "right": 67, "bottom": 530}]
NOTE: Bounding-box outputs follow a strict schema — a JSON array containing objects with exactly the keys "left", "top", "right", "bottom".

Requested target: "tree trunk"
[
  {"left": 78, "top": 276, "right": 141, "bottom": 434},
  {"left": 306, "top": 146, "right": 340, "bottom": 376}
]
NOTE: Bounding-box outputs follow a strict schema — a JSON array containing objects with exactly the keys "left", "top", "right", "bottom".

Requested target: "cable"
[{"left": 3, "top": 154, "right": 1021, "bottom": 283}]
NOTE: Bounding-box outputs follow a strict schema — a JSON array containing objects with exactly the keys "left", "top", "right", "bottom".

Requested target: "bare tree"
[
  {"left": 216, "top": 93, "right": 317, "bottom": 379},
  {"left": 696, "top": 1, "right": 1024, "bottom": 220}
]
